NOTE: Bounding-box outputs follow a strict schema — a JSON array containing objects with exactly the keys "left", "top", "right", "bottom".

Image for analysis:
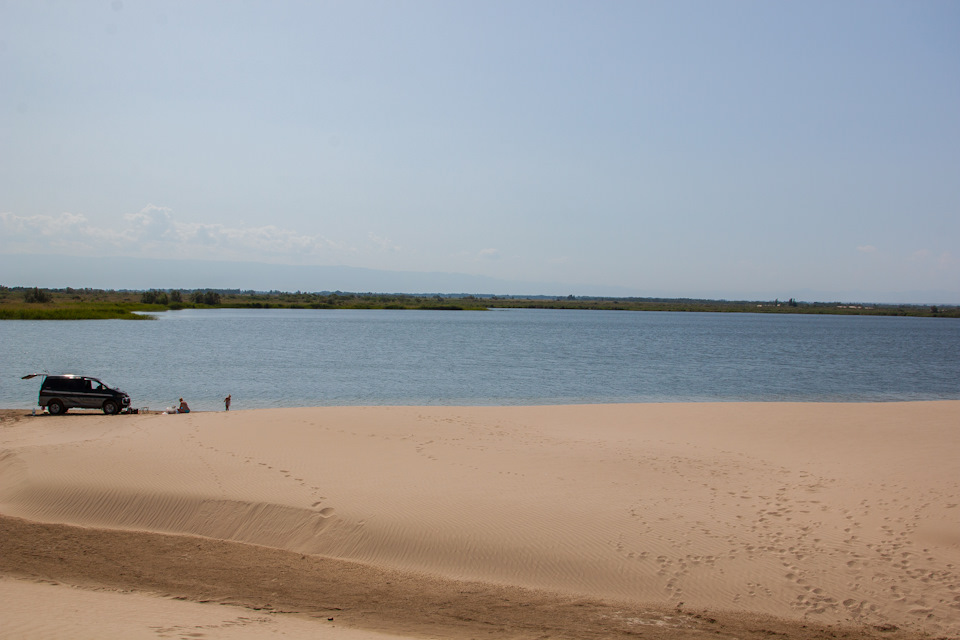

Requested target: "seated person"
[{"left": 178, "top": 398, "right": 190, "bottom": 413}]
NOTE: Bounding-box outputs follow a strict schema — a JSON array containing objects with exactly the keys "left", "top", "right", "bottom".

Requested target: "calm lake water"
[{"left": 2, "top": 309, "right": 959, "bottom": 411}]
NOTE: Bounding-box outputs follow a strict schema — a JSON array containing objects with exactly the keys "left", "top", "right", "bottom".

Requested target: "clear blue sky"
[{"left": 2, "top": 1, "right": 958, "bottom": 302}]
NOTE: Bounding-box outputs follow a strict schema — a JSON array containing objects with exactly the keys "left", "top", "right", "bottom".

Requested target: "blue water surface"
[{"left": 2, "top": 309, "right": 958, "bottom": 411}]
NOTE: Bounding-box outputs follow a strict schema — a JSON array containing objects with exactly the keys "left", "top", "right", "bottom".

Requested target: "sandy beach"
[{"left": 1, "top": 402, "right": 958, "bottom": 639}]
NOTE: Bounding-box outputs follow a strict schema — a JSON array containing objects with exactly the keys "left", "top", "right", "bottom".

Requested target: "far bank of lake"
[{"left": 2, "top": 287, "right": 957, "bottom": 319}]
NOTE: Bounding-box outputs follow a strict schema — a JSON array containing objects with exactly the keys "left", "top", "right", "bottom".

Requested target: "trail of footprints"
[
  {"left": 611, "top": 458, "right": 959, "bottom": 627},
  {"left": 185, "top": 423, "right": 335, "bottom": 518}
]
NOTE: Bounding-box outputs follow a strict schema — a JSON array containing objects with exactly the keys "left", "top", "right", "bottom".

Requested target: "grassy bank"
[{"left": 0, "top": 303, "right": 158, "bottom": 320}]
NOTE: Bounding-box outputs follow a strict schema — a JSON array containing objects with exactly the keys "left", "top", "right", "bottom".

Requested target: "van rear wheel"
[{"left": 47, "top": 400, "right": 65, "bottom": 415}]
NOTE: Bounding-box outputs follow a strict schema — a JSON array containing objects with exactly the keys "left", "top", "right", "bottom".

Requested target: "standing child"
[{"left": 224, "top": 394, "right": 231, "bottom": 411}]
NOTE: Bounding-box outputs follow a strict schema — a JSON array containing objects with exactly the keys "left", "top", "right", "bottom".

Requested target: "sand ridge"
[
  {"left": 1, "top": 514, "right": 938, "bottom": 640},
  {"left": 1, "top": 403, "right": 958, "bottom": 638}
]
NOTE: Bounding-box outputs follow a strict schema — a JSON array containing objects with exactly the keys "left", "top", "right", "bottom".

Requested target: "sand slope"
[{"left": 1, "top": 403, "right": 958, "bottom": 637}]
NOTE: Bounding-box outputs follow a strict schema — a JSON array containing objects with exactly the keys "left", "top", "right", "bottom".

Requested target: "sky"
[{"left": 1, "top": 0, "right": 958, "bottom": 302}]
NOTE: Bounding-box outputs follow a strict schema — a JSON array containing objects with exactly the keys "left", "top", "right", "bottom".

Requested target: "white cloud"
[
  {"left": 1, "top": 205, "right": 347, "bottom": 263},
  {"left": 0, "top": 210, "right": 134, "bottom": 253},
  {"left": 478, "top": 248, "right": 500, "bottom": 259},
  {"left": 856, "top": 245, "right": 878, "bottom": 253},
  {"left": 1, "top": 211, "right": 88, "bottom": 237},
  {"left": 123, "top": 205, "right": 180, "bottom": 243},
  {"left": 368, "top": 233, "right": 401, "bottom": 253}
]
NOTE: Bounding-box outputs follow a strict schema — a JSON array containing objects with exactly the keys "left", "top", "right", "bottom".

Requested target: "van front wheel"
[{"left": 103, "top": 400, "right": 119, "bottom": 415}]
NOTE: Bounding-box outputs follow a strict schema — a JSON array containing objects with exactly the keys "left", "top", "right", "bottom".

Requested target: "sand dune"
[{"left": 1, "top": 403, "right": 958, "bottom": 639}]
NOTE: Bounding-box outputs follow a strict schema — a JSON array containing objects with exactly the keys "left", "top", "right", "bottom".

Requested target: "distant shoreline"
[{"left": 2, "top": 286, "right": 956, "bottom": 320}]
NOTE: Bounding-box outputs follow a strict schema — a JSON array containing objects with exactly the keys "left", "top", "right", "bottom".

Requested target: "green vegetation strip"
[
  {"left": 1, "top": 286, "right": 956, "bottom": 319},
  {"left": 0, "top": 304, "right": 154, "bottom": 321}
]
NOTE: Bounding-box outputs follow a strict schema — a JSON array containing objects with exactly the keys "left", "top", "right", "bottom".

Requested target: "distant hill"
[{"left": 0, "top": 253, "right": 956, "bottom": 305}]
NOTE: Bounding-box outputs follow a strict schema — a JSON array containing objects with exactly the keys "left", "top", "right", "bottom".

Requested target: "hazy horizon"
[{"left": 0, "top": 253, "right": 955, "bottom": 305}]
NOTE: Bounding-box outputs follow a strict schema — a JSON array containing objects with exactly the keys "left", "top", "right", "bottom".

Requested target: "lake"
[{"left": 2, "top": 309, "right": 958, "bottom": 411}]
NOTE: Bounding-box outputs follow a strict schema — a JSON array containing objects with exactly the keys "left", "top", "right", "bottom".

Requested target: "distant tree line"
[
  {"left": 2, "top": 285, "right": 958, "bottom": 319},
  {"left": 191, "top": 290, "right": 221, "bottom": 305},
  {"left": 140, "top": 289, "right": 169, "bottom": 304},
  {"left": 23, "top": 287, "right": 52, "bottom": 303},
  {"left": 141, "top": 289, "right": 220, "bottom": 305}
]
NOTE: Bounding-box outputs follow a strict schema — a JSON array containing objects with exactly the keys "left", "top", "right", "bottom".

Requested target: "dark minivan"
[{"left": 28, "top": 374, "right": 131, "bottom": 415}]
